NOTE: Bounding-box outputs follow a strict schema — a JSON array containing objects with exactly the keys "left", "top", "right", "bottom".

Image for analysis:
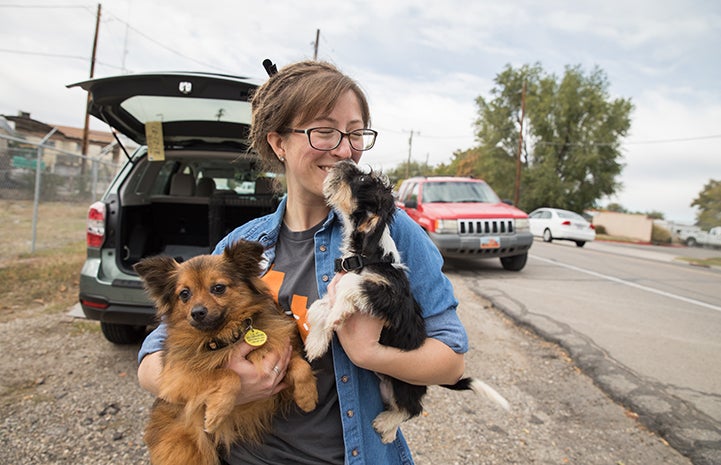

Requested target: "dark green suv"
[{"left": 69, "top": 72, "right": 280, "bottom": 344}]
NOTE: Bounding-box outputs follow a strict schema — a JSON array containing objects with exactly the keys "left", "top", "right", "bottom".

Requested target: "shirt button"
[
  {"left": 322, "top": 275, "right": 329, "bottom": 282},
  {"left": 351, "top": 449, "right": 359, "bottom": 457},
  {"left": 340, "top": 375, "right": 349, "bottom": 383},
  {"left": 346, "top": 410, "right": 354, "bottom": 418},
  {"left": 319, "top": 244, "right": 327, "bottom": 252}
]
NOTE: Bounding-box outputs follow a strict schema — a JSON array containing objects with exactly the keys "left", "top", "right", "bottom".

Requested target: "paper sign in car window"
[{"left": 145, "top": 121, "right": 165, "bottom": 161}]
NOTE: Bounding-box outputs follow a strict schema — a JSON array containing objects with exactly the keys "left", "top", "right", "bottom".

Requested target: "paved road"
[{"left": 442, "top": 240, "right": 721, "bottom": 464}]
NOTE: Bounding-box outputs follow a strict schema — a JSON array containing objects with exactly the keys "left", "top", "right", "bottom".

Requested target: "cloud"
[{"left": 610, "top": 88, "right": 721, "bottom": 221}]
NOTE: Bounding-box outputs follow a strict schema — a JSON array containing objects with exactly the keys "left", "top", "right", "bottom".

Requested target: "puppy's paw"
[
  {"left": 303, "top": 328, "right": 332, "bottom": 361},
  {"left": 372, "top": 410, "right": 407, "bottom": 444}
]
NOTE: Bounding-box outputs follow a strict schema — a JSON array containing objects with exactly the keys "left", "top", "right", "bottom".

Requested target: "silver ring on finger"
[{"left": 272, "top": 365, "right": 281, "bottom": 376}]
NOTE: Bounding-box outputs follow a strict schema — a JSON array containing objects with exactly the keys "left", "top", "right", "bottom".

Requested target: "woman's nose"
[{"left": 330, "top": 135, "right": 354, "bottom": 159}]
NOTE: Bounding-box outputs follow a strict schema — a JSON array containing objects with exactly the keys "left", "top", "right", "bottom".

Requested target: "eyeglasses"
[{"left": 284, "top": 127, "right": 378, "bottom": 151}]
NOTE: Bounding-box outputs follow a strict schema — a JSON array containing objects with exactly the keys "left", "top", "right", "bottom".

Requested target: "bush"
[
  {"left": 651, "top": 224, "right": 672, "bottom": 244},
  {"left": 594, "top": 224, "right": 607, "bottom": 235}
]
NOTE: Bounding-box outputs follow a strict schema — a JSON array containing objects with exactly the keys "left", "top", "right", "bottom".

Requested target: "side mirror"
[{"left": 502, "top": 199, "right": 514, "bottom": 206}]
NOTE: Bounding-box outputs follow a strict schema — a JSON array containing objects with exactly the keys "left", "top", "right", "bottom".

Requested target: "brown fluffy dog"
[{"left": 134, "top": 239, "right": 318, "bottom": 465}]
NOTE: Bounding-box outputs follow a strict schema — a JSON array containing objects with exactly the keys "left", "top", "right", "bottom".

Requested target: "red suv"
[{"left": 396, "top": 177, "right": 532, "bottom": 271}]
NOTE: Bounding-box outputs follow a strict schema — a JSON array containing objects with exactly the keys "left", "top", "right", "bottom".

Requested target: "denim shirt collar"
[{"left": 221, "top": 196, "right": 339, "bottom": 279}]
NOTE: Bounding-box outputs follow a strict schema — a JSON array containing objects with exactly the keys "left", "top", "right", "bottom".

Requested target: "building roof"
[
  {"left": 54, "top": 125, "right": 115, "bottom": 145},
  {"left": 2, "top": 113, "right": 115, "bottom": 145}
]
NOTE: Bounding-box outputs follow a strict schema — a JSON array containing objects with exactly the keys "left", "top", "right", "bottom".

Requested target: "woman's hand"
[{"left": 226, "top": 340, "right": 293, "bottom": 405}]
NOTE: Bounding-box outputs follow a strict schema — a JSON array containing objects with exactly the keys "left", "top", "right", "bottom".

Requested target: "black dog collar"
[
  {"left": 334, "top": 255, "right": 394, "bottom": 273},
  {"left": 206, "top": 318, "right": 253, "bottom": 351}
]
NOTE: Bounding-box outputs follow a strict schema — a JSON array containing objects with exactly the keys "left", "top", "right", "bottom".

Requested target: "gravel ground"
[{"left": 0, "top": 273, "right": 692, "bottom": 465}]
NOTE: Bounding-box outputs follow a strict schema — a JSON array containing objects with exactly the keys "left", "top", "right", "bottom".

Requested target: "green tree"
[
  {"left": 691, "top": 179, "right": 721, "bottom": 229},
  {"left": 605, "top": 202, "right": 627, "bottom": 213},
  {"left": 645, "top": 210, "right": 665, "bottom": 220},
  {"left": 466, "top": 63, "right": 632, "bottom": 212},
  {"left": 384, "top": 160, "right": 433, "bottom": 187}
]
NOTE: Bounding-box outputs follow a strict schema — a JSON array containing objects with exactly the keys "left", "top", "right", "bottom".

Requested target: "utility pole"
[
  {"left": 405, "top": 130, "right": 418, "bottom": 179},
  {"left": 81, "top": 3, "right": 101, "bottom": 175},
  {"left": 514, "top": 80, "right": 526, "bottom": 206},
  {"left": 313, "top": 29, "right": 320, "bottom": 60}
]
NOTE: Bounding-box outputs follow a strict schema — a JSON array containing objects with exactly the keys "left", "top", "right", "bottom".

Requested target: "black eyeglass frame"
[{"left": 283, "top": 127, "right": 378, "bottom": 151}]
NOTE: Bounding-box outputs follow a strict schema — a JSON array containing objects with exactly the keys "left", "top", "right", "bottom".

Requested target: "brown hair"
[{"left": 249, "top": 60, "right": 371, "bottom": 175}]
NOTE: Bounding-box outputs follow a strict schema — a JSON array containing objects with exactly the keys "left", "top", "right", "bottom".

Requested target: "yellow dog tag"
[{"left": 244, "top": 328, "right": 267, "bottom": 347}]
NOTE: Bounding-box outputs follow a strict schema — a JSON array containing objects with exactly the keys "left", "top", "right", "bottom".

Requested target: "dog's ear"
[
  {"left": 376, "top": 181, "right": 396, "bottom": 225},
  {"left": 133, "top": 256, "right": 179, "bottom": 317},
  {"left": 223, "top": 240, "right": 268, "bottom": 295},
  {"left": 223, "top": 239, "right": 265, "bottom": 277}
]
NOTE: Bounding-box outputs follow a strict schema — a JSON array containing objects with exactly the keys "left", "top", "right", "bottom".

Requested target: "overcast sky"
[{"left": 2, "top": 0, "right": 719, "bottom": 223}]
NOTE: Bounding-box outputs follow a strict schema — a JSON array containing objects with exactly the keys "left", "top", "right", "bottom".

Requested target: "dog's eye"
[
  {"left": 211, "top": 284, "right": 226, "bottom": 295},
  {"left": 179, "top": 289, "right": 191, "bottom": 303}
]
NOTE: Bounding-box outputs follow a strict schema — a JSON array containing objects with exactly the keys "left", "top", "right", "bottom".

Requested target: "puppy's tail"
[{"left": 442, "top": 377, "right": 511, "bottom": 412}]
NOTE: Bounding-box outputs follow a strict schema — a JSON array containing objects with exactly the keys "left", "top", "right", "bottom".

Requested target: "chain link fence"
[{"left": 0, "top": 132, "right": 123, "bottom": 255}]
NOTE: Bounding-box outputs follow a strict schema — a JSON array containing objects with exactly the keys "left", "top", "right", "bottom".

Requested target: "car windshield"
[{"left": 422, "top": 181, "right": 500, "bottom": 203}]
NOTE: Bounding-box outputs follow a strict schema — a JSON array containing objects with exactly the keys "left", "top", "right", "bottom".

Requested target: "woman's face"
[{"left": 268, "top": 90, "right": 365, "bottom": 202}]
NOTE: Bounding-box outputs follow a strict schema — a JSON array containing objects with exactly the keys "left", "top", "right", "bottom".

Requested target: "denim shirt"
[{"left": 138, "top": 197, "right": 469, "bottom": 465}]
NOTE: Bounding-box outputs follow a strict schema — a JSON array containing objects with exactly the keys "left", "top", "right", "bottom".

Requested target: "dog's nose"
[{"left": 191, "top": 305, "right": 208, "bottom": 322}]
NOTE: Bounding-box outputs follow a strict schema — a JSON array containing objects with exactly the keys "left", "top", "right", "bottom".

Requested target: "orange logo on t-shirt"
[{"left": 262, "top": 266, "right": 311, "bottom": 341}]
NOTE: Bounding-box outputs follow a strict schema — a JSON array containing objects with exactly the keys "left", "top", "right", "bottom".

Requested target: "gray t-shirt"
[{"left": 225, "top": 221, "right": 344, "bottom": 465}]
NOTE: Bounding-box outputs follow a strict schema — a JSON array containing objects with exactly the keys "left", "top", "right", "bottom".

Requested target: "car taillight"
[
  {"left": 561, "top": 220, "right": 571, "bottom": 226},
  {"left": 87, "top": 201, "right": 106, "bottom": 248},
  {"left": 81, "top": 298, "right": 109, "bottom": 309},
  {"left": 590, "top": 224, "right": 595, "bottom": 230}
]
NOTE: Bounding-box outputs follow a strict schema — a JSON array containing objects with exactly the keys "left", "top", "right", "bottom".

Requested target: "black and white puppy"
[{"left": 304, "top": 160, "right": 510, "bottom": 444}]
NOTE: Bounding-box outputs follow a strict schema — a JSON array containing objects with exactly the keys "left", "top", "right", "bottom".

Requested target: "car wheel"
[
  {"left": 500, "top": 253, "right": 528, "bottom": 271},
  {"left": 100, "top": 322, "right": 146, "bottom": 344},
  {"left": 543, "top": 229, "right": 553, "bottom": 242},
  {"left": 686, "top": 237, "right": 697, "bottom": 247},
  {"left": 575, "top": 241, "right": 586, "bottom": 247}
]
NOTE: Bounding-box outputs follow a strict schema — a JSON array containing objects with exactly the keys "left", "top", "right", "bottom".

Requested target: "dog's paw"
[
  {"left": 372, "top": 411, "right": 403, "bottom": 444},
  {"left": 303, "top": 329, "right": 332, "bottom": 361},
  {"left": 203, "top": 413, "right": 222, "bottom": 435},
  {"left": 294, "top": 383, "right": 319, "bottom": 413}
]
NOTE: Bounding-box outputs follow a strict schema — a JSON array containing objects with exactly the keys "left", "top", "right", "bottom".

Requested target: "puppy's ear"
[
  {"left": 133, "top": 256, "right": 178, "bottom": 317},
  {"left": 223, "top": 239, "right": 265, "bottom": 277},
  {"left": 377, "top": 182, "right": 396, "bottom": 225}
]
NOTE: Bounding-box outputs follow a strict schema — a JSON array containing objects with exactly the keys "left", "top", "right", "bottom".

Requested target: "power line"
[
  {"left": 101, "top": 9, "right": 226, "bottom": 72},
  {"left": 0, "top": 48, "right": 124, "bottom": 70},
  {"left": 625, "top": 134, "right": 721, "bottom": 145},
  {"left": 535, "top": 133, "right": 721, "bottom": 148},
  {"left": 0, "top": 4, "right": 90, "bottom": 8},
  {"left": 374, "top": 125, "right": 472, "bottom": 140},
  {"left": 0, "top": 48, "right": 87, "bottom": 61},
  {"left": 2, "top": 4, "right": 229, "bottom": 73}
]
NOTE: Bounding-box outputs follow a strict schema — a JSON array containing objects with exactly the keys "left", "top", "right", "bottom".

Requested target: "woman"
[{"left": 137, "top": 60, "right": 469, "bottom": 465}]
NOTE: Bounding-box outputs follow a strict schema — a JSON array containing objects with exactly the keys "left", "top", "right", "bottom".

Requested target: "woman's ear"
[{"left": 267, "top": 132, "right": 286, "bottom": 160}]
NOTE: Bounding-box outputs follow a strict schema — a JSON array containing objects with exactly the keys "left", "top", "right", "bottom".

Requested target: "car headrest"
[{"left": 169, "top": 172, "right": 195, "bottom": 196}]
